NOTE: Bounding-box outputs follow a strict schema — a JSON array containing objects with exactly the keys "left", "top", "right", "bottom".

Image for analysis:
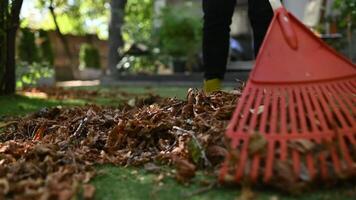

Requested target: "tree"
[
  {"left": 37, "top": 0, "right": 77, "bottom": 76},
  {"left": 108, "top": 0, "right": 127, "bottom": 75},
  {"left": 0, "top": 0, "right": 24, "bottom": 95},
  {"left": 35, "top": 0, "right": 110, "bottom": 77}
]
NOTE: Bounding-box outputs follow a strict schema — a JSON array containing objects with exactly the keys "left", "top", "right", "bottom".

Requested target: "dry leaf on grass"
[
  {"left": 82, "top": 184, "right": 96, "bottom": 200},
  {"left": 174, "top": 158, "right": 196, "bottom": 183}
]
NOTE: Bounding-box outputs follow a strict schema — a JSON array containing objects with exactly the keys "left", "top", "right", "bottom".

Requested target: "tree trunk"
[
  {"left": 5, "top": 27, "right": 17, "bottom": 94},
  {"left": 49, "top": 0, "right": 77, "bottom": 78},
  {"left": 0, "top": 0, "right": 8, "bottom": 93},
  {"left": 0, "top": 0, "right": 23, "bottom": 95},
  {"left": 108, "top": 0, "right": 127, "bottom": 76}
]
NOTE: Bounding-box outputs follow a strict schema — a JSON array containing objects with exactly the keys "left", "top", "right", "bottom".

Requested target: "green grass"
[
  {"left": 1, "top": 86, "right": 355, "bottom": 200},
  {"left": 0, "top": 86, "right": 190, "bottom": 118},
  {"left": 92, "top": 165, "right": 356, "bottom": 200},
  {"left": 93, "top": 165, "right": 239, "bottom": 200},
  {"left": 0, "top": 95, "right": 86, "bottom": 117}
]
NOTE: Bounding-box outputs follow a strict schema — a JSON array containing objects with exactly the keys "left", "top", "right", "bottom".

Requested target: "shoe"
[{"left": 203, "top": 78, "right": 221, "bottom": 93}]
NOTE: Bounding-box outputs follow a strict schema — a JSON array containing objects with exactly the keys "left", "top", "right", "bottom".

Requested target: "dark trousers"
[{"left": 203, "top": 0, "right": 273, "bottom": 80}]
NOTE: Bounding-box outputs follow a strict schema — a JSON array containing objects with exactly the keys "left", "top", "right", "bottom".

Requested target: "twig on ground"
[{"left": 71, "top": 117, "right": 88, "bottom": 138}]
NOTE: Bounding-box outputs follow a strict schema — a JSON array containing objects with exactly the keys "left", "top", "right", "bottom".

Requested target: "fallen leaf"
[
  {"left": 0, "top": 121, "right": 16, "bottom": 129},
  {"left": 0, "top": 178, "right": 10, "bottom": 194},
  {"left": 288, "top": 139, "right": 316, "bottom": 154},
  {"left": 237, "top": 186, "right": 256, "bottom": 200},
  {"left": 174, "top": 158, "right": 196, "bottom": 183},
  {"left": 82, "top": 184, "right": 96, "bottom": 200},
  {"left": 207, "top": 145, "right": 228, "bottom": 165},
  {"left": 128, "top": 98, "right": 136, "bottom": 107},
  {"left": 33, "top": 125, "right": 46, "bottom": 141},
  {"left": 249, "top": 106, "right": 264, "bottom": 115},
  {"left": 248, "top": 132, "right": 267, "bottom": 155}
]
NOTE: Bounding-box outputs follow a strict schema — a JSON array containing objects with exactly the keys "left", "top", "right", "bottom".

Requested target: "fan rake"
[{"left": 219, "top": 1, "right": 356, "bottom": 184}]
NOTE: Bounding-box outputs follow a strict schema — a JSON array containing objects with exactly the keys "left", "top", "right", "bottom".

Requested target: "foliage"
[
  {"left": 333, "top": 0, "right": 356, "bottom": 29},
  {"left": 79, "top": 43, "right": 101, "bottom": 69},
  {"left": 157, "top": 4, "right": 202, "bottom": 58},
  {"left": 122, "top": 0, "right": 154, "bottom": 45},
  {"left": 18, "top": 28, "right": 39, "bottom": 64},
  {"left": 116, "top": 0, "right": 156, "bottom": 74},
  {"left": 35, "top": 0, "right": 110, "bottom": 38},
  {"left": 16, "top": 62, "right": 54, "bottom": 88},
  {"left": 324, "top": 0, "right": 356, "bottom": 56},
  {"left": 17, "top": 29, "right": 55, "bottom": 88},
  {"left": 117, "top": 53, "right": 159, "bottom": 75}
]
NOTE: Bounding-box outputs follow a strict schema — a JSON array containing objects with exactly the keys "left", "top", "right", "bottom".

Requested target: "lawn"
[{"left": 0, "top": 86, "right": 355, "bottom": 200}]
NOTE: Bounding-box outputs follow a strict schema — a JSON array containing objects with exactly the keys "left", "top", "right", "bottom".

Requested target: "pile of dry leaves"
[{"left": 0, "top": 89, "right": 238, "bottom": 199}]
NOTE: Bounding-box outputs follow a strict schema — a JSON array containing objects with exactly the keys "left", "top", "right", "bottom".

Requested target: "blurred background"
[{"left": 1, "top": 0, "right": 355, "bottom": 90}]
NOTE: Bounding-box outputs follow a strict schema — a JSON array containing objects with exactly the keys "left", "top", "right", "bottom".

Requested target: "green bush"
[
  {"left": 158, "top": 5, "right": 202, "bottom": 59},
  {"left": 17, "top": 29, "right": 54, "bottom": 88},
  {"left": 16, "top": 61, "right": 54, "bottom": 88},
  {"left": 123, "top": 0, "right": 154, "bottom": 45},
  {"left": 79, "top": 43, "right": 101, "bottom": 69},
  {"left": 333, "top": 0, "right": 356, "bottom": 29}
]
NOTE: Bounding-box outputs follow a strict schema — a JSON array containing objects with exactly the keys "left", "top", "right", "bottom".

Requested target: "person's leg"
[
  {"left": 248, "top": 0, "right": 274, "bottom": 56},
  {"left": 202, "top": 0, "right": 236, "bottom": 81}
]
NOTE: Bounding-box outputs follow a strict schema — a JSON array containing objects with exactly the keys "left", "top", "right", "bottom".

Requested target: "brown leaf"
[
  {"left": 0, "top": 121, "right": 16, "bottom": 129},
  {"left": 249, "top": 106, "right": 264, "bottom": 115},
  {"left": 269, "top": 160, "right": 306, "bottom": 194},
  {"left": 237, "top": 186, "right": 256, "bottom": 200},
  {"left": 174, "top": 158, "right": 196, "bottom": 182},
  {"left": 33, "top": 126, "right": 46, "bottom": 141},
  {"left": 207, "top": 145, "right": 228, "bottom": 165},
  {"left": 57, "top": 189, "right": 73, "bottom": 200},
  {"left": 105, "top": 120, "right": 126, "bottom": 152},
  {"left": 0, "top": 178, "right": 10, "bottom": 194},
  {"left": 288, "top": 139, "right": 316, "bottom": 154},
  {"left": 82, "top": 184, "right": 96, "bottom": 200},
  {"left": 207, "top": 145, "right": 228, "bottom": 158},
  {"left": 248, "top": 132, "right": 267, "bottom": 155}
]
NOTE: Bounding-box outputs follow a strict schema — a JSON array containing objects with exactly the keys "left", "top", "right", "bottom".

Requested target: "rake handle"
[{"left": 269, "top": 0, "right": 298, "bottom": 50}]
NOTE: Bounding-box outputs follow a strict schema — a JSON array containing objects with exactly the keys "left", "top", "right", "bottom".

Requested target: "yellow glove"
[{"left": 203, "top": 78, "right": 221, "bottom": 93}]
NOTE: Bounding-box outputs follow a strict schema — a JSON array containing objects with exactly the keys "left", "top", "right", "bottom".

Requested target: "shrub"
[
  {"left": 158, "top": 5, "right": 202, "bottom": 59},
  {"left": 79, "top": 43, "right": 101, "bottom": 69},
  {"left": 17, "top": 29, "right": 54, "bottom": 88}
]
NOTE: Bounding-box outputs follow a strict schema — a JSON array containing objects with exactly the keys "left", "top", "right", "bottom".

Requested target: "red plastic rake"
[{"left": 220, "top": 1, "right": 356, "bottom": 183}]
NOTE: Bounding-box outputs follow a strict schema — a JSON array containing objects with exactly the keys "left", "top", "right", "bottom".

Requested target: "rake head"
[{"left": 220, "top": 7, "right": 356, "bottom": 184}]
